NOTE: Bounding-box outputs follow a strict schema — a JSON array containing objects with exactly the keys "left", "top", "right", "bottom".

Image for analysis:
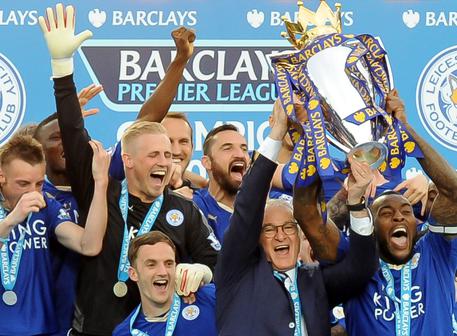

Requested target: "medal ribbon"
[
  {"left": 117, "top": 179, "right": 164, "bottom": 283},
  {"left": 0, "top": 206, "right": 30, "bottom": 294},
  {"left": 273, "top": 268, "right": 303, "bottom": 336},
  {"left": 129, "top": 293, "right": 181, "bottom": 336},
  {"left": 380, "top": 260, "right": 412, "bottom": 336}
]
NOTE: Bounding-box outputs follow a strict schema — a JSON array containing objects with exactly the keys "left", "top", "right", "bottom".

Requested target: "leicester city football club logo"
[
  {"left": 417, "top": 46, "right": 457, "bottom": 151},
  {"left": 0, "top": 53, "right": 26, "bottom": 146},
  {"left": 182, "top": 305, "right": 200, "bottom": 321},
  {"left": 411, "top": 252, "right": 420, "bottom": 269},
  {"left": 166, "top": 209, "right": 184, "bottom": 226}
]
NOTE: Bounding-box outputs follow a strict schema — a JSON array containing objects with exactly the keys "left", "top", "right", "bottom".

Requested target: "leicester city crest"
[
  {"left": 417, "top": 46, "right": 457, "bottom": 151},
  {"left": 0, "top": 53, "right": 26, "bottom": 145},
  {"left": 166, "top": 209, "right": 184, "bottom": 227}
]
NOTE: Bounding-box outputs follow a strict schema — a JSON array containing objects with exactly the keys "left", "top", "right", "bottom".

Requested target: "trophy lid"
[{"left": 281, "top": 0, "right": 343, "bottom": 49}]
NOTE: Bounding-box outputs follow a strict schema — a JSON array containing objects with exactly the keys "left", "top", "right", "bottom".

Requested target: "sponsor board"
[{"left": 78, "top": 40, "right": 290, "bottom": 112}]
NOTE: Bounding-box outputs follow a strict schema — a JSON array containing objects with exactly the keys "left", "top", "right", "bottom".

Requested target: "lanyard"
[
  {"left": 117, "top": 180, "right": 163, "bottom": 283},
  {"left": 0, "top": 206, "right": 31, "bottom": 300},
  {"left": 274, "top": 269, "right": 302, "bottom": 336},
  {"left": 130, "top": 293, "right": 181, "bottom": 336},
  {"left": 380, "top": 260, "right": 412, "bottom": 336}
]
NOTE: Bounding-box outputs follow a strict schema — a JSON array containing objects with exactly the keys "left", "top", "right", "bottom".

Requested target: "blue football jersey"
[
  {"left": 193, "top": 188, "right": 232, "bottom": 244},
  {"left": 0, "top": 196, "right": 72, "bottom": 335},
  {"left": 344, "top": 232, "right": 457, "bottom": 336},
  {"left": 113, "top": 284, "right": 217, "bottom": 336},
  {"left": 43, "top": 179, "right": 80, "bottom": 336},
  {"left": 109, "top": 141, "right": 125, "bottom": 181}
]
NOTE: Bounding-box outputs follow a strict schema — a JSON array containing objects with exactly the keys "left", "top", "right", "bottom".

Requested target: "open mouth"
[
  {"left": 172, "top": 158, "right": 182, "bottom": 164},
  {"left": 229, "top": 161, "right": 246, "bottom": 181},
  {"left": 274, "top": 244, "right": 290, "bottom": 255},
  {"left": 150, "top": 170, "right": 166, "bottom": 184},
  {"left": 390, "top": 227, "right": 408, "bottom": 249},
  {"left": 153, "top": 279, "right": 169, "bottom": 291}
]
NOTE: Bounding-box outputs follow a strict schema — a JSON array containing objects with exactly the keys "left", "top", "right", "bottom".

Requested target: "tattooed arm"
[
  {"left": 327, "top": 187, "right": 350, "bottom": 232},
  {"left": 293, "top": 179, "right": 341, "bottom": 262},
  {"left": 387, "top": 90, "right": 457, "bottom": 225}
]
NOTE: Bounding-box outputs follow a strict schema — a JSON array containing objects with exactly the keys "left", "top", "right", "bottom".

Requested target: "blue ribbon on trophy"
[
  {"left": 274, "top": 61, "right": 330, "bottom": 220},
  {"left": 274, "top": 63, "right": 319, "bottom": 189},
  {"left": 271, "top": 0, "right": 423, "bottom": 204}
]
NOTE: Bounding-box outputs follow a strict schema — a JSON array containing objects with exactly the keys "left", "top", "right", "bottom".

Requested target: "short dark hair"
[
  {"left": 128, "top": 231, "right": 177, "bottom": 267},
  {"left": 15, "top": 123, "right": 38, "bottom": 137},
  {"left": 0, "top": 135, "right": 44, "bottom": 166},
  {"left": 33, "top": 113, "right": 58, "bottom": 140},
  {"left": 370, "top": 190, "right": 406, "bottom": 215},
  {"left": 163, "top": 112, "right": 193, "bottom": 146},
  {"left": 203, "top": 124, "right": 239, "bottom": 156},
  {"left": 374, "top": 190, "right": 402, "bottom": 200}
]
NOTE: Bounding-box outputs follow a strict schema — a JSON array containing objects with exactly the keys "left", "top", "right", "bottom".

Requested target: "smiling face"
[
  {"left": 372, "top": 193, "right": 418, "bottom": 265},
  {"left": 123, "top": 132, "right": 172, "bottom": 202},
  {"left": 203, "top": 130, "right": 249, "bottom": 195},
  {"left": 161, "top": 116, "right": 193, "bottom": 173},
  {"left": 260, "top": 202, "right": 300, "bottom": 272},
  {"left": 129, "top": 242, "right": 176, "bottom": 308}
]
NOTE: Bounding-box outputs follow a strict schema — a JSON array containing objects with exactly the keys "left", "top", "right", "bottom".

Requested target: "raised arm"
[
  {"left": 136, "top": 27, "right": 195, "bottom": 122},
  {"left": 293, "top": 178, "right": 341, "bottom": 262},
  {"left": 215, "top": 102, "right": 288, "bottom": 285},
  {"left": 387, "top": 90, "right": 457, "bottom": 224},
  {"left": 39, "top": 4, "right": 95, "bottom": 214},
  {"left": 55, "top": 140, "right": 110, "bottom": 256},
  {"left": 322, "top": 158, "right": 378, "bottom": 306}
]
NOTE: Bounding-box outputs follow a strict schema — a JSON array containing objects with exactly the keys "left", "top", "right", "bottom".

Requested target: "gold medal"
[{"left": 113, "top": 281, "right": 128, "bottom": 298}]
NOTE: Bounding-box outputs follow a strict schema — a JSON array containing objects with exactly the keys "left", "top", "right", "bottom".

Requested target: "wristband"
[{"left": 346, "top": 196, "right": 366, "bottom": 212}]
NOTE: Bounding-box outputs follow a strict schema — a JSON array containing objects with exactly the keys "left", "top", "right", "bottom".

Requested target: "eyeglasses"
[{"left": 261, "top": 222, "right": 298, "bottom": 238}]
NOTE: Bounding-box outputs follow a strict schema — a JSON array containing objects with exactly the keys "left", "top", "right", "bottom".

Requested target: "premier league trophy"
[{"left": 271, "top": 0, "right": 422, "bottom": 192}]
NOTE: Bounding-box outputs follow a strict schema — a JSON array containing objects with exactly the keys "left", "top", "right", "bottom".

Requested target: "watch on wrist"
[{"left": 347, "top": 196, "right": 366, "bottom": 212}]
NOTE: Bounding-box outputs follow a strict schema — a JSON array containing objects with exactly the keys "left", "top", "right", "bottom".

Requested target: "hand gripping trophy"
[{"left": 271, "top": 1, "right": 423, "bottom": 196}]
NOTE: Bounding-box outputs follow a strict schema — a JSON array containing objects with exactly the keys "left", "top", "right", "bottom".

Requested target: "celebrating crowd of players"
[{"left": 0, "top": 3, "right": 457, "bottom": 336}]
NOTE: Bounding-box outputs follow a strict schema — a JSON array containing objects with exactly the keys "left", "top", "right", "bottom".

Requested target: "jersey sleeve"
[
  {"left": 54, "top": 75, "right": 95, "bottom": 222},
  {"left": 109, "top": 141, "right": 126, "bottom": 181},
  {"left": 421, "top": 231, "right": 457, "bottom": 273},
  {"left": 46, "top": 197, "right": 73, "bottom": 236},
  {"left": 195, "top": 283, "right": 216, "bottom": 307}
]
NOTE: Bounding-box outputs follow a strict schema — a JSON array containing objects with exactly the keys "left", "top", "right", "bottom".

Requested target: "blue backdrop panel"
[{"left": 0, "top": 0, "right": 456, "bottom": 175}]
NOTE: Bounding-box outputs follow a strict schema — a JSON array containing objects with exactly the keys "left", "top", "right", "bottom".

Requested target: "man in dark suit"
[{"left": 215, "top": 103, "right": 378, "bottom": 335}]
